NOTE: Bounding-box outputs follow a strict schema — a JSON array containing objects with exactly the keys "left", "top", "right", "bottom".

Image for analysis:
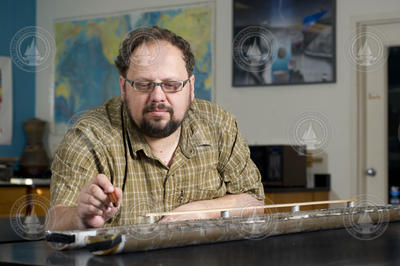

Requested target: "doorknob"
[{"left": 366, "top": 168, "right": 377, "bottom": 176}]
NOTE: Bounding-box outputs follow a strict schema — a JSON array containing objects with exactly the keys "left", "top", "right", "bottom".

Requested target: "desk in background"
[
  {"left": 0, "top": 179, "right": 330, "bottom": 216},
  {"left": 0, "top": 178, "right": 50, "bottom": 217},
  {"left": 265, "top": 187, "right": 330, "bottom": 212}
]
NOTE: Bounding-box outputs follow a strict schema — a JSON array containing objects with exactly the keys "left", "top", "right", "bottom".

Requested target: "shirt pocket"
[{"left": 187, "top": 168, "right": 226, "bottom": 201}]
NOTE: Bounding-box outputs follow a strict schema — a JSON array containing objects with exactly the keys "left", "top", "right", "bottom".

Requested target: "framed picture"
[
  {"left": 0, "top": 56, "right": 13, "bottom": 145},
  {"left": 233, "top": 0, "right": 336, "bottom": 86}
]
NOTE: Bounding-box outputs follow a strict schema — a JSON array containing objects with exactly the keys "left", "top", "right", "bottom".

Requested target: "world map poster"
[{"left": 54, "top": 4, "right": 214, "bottom": 132}]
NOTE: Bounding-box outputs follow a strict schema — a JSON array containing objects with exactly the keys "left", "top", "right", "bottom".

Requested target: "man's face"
[{"left": 120, "top": 41, "right": 195, "bottom": 138}]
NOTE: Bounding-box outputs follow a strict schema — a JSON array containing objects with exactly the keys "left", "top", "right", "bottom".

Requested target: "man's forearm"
[
  {"left": 46, "top": 205, "right": 85, "bottom": 231},
  {"left": 160, "top": 193, "right": 264, "bottom": 222}
]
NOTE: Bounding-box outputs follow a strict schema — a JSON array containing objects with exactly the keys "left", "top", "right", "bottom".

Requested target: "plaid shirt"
[{"left": 51, "top": 97, "right": 264, "bottom": 226}]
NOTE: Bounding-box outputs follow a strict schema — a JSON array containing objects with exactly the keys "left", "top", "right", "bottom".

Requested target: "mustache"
[{"left": 143, "top": 103, "right": 173, "bottom": 115}]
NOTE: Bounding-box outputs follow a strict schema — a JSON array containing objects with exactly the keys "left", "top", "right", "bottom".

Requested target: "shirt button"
[{"left": 179, "top": 190, "right": 184, "bottom": 201}]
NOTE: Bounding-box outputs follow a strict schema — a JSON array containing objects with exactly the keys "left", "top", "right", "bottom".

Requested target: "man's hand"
[
  {"left": 47, "top": 174, "right": 123, "bottom": 231},
  {"left": 77, "top": 174, "right": 122, "bottom": 228},
  {"left": 159, "top": 193, "right": 263, "bottom": 223}
]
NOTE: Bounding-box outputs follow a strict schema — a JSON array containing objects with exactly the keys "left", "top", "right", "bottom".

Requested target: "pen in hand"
[{"left": 108, "top": 190, "right": 118, "bottom": 207}]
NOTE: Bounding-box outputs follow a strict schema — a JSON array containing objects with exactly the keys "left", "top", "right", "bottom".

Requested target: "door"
[{"left": 357, "top": 20, "right": 400, "bottom": 203}]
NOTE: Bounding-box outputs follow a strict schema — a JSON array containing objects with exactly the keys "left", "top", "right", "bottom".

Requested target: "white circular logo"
[
  {"left": 63, "top": 109, "right": 90, "bottom": 138},
  {"left": 234, "top": 198, "right": 276, "bottom": 240},
  {"left": 63, "top": 109, "right": 96, "bottom": 152},
  {"left": 343, "top": 195, "right": 389, "bottom": 240},
  {"left": 184, "top": 117, "right": 218, "bottom": 147},
  {"left": 66, "top": 110, "right": 89, "bottom": 130},
  {"left": 346, "top": 27, "right": 387, "bottom": 72},
  {"left": 9, "top": 26, "right": 55, "bottom": 72},
  {"left": 288, "top": 111, "right": 331, "bottom": 156},
  {"left": 233, "top": 26, "right": 277, "bottom": 73},
  {"left": 63, "top": 109, "right": 116, "bottom": 154},
  {"left": 10, "top": 194, "right": 54, "bottom": 240},
  {"left": 127, "top": 201, "right": 163, "bottom": 241},
  {"left": 121, "top": 30, "right": 164, "bottom": 72}
]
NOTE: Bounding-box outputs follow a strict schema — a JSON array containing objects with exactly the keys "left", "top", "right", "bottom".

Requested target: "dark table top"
[
  {"left": 0, "top": 221, "right": 399, "bottom": 266},
  {"left": 0, "top": 217, "right": 26, "bottom": 243}
]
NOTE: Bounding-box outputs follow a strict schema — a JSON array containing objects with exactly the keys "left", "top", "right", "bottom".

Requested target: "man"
[{"left": 48, "top": 26, "right": 264, "bottom": 231}]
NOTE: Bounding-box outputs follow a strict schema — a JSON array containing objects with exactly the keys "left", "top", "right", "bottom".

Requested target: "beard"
[{"left": 125, "top": 99, "right": 190, "bottom": 138}]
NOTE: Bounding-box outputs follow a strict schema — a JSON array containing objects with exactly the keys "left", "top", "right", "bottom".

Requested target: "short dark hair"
[{"left": 114, "top": 25, "right": 195, "bottom": 78}]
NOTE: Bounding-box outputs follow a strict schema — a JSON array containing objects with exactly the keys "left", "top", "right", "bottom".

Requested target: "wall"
[
  {"left": 36, "top": 0, "right": 400, "bottom": 200},
  {"left": 0, "top": 0, "right": 36, "bottom": 158}
]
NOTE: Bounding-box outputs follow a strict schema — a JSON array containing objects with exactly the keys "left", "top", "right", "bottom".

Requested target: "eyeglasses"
[{"left": 124, "top": 78, "right": 190, "bottom": 93}]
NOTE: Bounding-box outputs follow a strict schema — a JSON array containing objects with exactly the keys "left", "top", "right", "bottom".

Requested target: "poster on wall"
[
  {"left": 233, "top": 0, "right": 336, "bottom": 86},
  {"left": 0, "top": 57, "right": 13, "bottom": 145},
  {"left": 53, "top": 3, "right": 214, "bottom": 136}
]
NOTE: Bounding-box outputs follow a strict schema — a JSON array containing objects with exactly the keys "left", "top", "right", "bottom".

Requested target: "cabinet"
[
  {"left": 265, "top": 190, "right": 329, "bottom": 213},
  {"left": 0, "top": 186, "right": 50, "bottom": 217}
]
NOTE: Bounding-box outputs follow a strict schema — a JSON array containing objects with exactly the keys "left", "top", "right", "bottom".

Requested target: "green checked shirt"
[{"left": 51, "top": 97, "right": 264, "bottom": 226}]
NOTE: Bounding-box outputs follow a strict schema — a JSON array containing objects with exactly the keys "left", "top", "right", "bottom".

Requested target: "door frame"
[{"left": 352, "top": 15, "right": 400, "bottom": 198}]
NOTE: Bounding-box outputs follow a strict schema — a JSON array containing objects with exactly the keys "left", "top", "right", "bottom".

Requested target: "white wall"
[{"left": 36, "top": 0, "right": 400, "bottom": 200}]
